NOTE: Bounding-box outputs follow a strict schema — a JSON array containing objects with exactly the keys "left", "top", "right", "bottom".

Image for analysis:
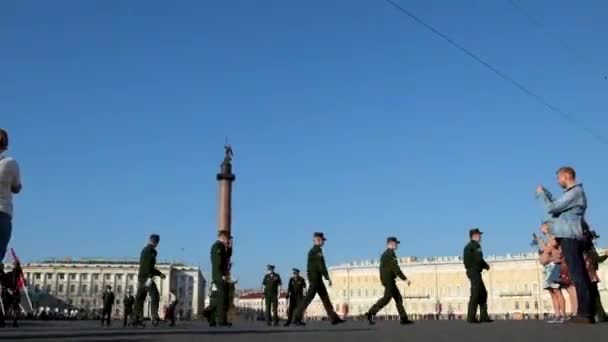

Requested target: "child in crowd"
[{"left": 535, "top": 223, "right": 566, "bottom": 323}]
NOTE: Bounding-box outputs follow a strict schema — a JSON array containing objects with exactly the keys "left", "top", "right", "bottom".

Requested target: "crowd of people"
[
  {"left": 0, "top": 127, "right": 606, "bottom": 329},
  {"left": 532, "top": 167, "right": 607, "bottom": 324}
]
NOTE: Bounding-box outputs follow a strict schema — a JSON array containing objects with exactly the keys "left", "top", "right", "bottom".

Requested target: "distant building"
[
  {"left": 235, "top": 291, "right": 289, "bottom": 319},
  {"left": 22, "top": 258, "right": 206, "bottom": 319},
  {"left": 298, "top": 249, "right": 608, "bottom": 319}
]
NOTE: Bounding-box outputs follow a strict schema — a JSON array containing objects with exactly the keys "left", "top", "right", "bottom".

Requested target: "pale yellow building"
[
  {"left": 302, "top": 250, "right": 608, "bottom": 318},
  {"left": 22, "top": 258, "right": 206, "bottom": 319}
]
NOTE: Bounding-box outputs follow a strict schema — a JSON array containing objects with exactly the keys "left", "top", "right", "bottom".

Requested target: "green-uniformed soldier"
[
  {"left": 463, "top": 228, "right": 492, "bottom": 324},
  {"left": 123, "top": 290, "right": 135, "bottom": 327},
  {"left": 284, "top": 268, "right": 306, "bottom": 326},
  {"left": 133, "top": 234, "right": 166, "bottom": 327},
  {"left": 365, "top": 237, "right": 414, "bottom": 325},
  {"left": 262, "top": 265, "right": 282, "bottom": 326},
  {"left": 292, "top": 232, "right": 345, "bottom": 326},
  {"left": 101, "top": 285, "right": 115, "bottom": 326},
  {"left": 202, "top": 231, "right": 232, "bottom": 327}
]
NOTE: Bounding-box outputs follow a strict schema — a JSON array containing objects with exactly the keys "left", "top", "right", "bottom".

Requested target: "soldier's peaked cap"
[
  {"left": 267, "top": 264, "right": 275, "bottom": 270},
  {"left": 292, "top": 268, "right": 300, "bottom": 273},
  {"left": 313, "top": 232, "right": 326, "bottom": 240},
  {"left": 150, "top": 234, "right": 160, "bottom": 243},
  {"left": 469, "top": 228, "right": 483, "bottom": 237},
  {"left": 387, "top": 236, "right": 400, "bottom": 244}
]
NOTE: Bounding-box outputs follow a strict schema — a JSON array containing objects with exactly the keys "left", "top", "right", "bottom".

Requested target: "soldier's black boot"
[
  {"left": 284, "top": 320, "right": 291, "bottom": 327},
  {"left": 293, "top": 320, "right": 306, "bottom": 326},
  {"left": 479, "top": 305, "right": 493, "bottom": 323},
  {"left": 365, "top": 312, "right": 376, "bottom": 325},
  {"left": 331, "top": 317, "right": 346, "bottom": 325},
  {"left": 400, "top": 318, "right": 414, "bottom": 325}
]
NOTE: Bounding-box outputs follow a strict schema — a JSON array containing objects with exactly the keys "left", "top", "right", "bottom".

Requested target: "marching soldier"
[
  {"left": 463, "top": 228, "right": 493, "bottom": 323},
  {"left": 203, "top": 231, "right": 232, "bottom": 327},
  {"left": 123, "top": 289, "right": 135, "bottom": 327},
  {"left": 101, "top": 285, "right": 115, "bottom": 326},
  {"left": 284, "top": 268, "right": 306, "bottom": 326},
  {"left": 365, "top": 236, "right": 413, "bottom": 325},
  {"left": 262, "top": 265, "right": 282, "bottom": 326},
  {"left": 292, "top": 232, "right": 345, "bottom": 326},
  {"left": 133, "top": 234, "right": 166, "bottom": 327}
]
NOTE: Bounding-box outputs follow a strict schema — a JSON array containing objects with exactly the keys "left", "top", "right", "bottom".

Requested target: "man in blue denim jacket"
[{"left": 536, "top": 166, "right": 593, "bottom": 324}]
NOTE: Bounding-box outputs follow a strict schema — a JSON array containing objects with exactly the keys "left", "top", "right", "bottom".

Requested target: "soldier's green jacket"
[
  {"left": 211, "top": 240, "right": 229, "bottom": 284},
  {"left": 287, "top": 276, "right": 307, "bottom": 298},
  {"left": 138, "top": 245, "right": 163, "bottom": 282},
  {"left": 307, "top": 245, "right": 330, "bottom": 283},
  {"left": 379, "top": 248, "right": 407, "bottom": 285},
  {"left": 263, "top": 272, "right": 282, "bottom": 295},
  {"left": 463, "top": 240, "right": 489, "bottom": 272}
]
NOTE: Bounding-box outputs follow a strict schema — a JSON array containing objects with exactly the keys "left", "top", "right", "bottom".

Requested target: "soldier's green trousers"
[
  {"left": 294, "top": 280, "right": 340, "bottom": 322},
  {"left": 367, "top": 281, "right": 408, "bottom": 320},
  {"left": 265, "top": 294, "right": 279, "bottom": 324},
  {"left": 204, "top": 281, "right": 229, "bottom": 324},
  {"left": 134, "top": 280, "right": 160, "bottom": 322},
  {"left": 466, "top": 270, "right": 489, "bottom": 322}
]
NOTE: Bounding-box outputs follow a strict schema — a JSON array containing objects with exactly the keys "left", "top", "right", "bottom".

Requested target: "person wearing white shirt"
[{"left": 0, "top": 129, "right": 22, "bottom": 261}]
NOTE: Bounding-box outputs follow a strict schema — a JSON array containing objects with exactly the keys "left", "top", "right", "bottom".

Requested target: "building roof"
[
  {"left": 331, "top": 247, "right": 608, "bottom": 270},
  {"left": 34, "top": 257, "right": 188, "bottom": 267}
]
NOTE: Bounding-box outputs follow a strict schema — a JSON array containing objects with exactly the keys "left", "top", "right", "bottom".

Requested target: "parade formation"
[{"left": 0, "top": 127, "right": 606, "bottom": 329}]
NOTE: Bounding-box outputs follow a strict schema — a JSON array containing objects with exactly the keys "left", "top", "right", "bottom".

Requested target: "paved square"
[{"left": 1, "top": 320, "right": 607, "bottom": 342}]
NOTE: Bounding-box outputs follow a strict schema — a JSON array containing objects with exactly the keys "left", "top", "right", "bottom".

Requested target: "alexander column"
[
  {"left": 217, "top": 144, "right": 235, "bottom": 235},
  {"left": 217, "top": 144, "right": 236, "bottom": 315}
]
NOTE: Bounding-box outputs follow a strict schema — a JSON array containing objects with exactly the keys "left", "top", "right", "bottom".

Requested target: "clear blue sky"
[{"left": 2, "top": 1, "right": 607, "bottom": 288}]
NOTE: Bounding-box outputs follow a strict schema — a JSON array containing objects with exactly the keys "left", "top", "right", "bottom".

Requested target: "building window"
[
  {"left": 81, "top": 274, "right": 88, "bottom": 281},
  {"left": 525, "top": 302, "right": 530, "bottom": 310},
  {"left": 116, "top": 274, "right": 123, "bottom": 281},
  {"left": 35, "top": 273, "right": 41, "bottom": 280},
  {"left": 68, "top": 299, "right": 73, "bottom": 305},
  {"left": 534, "top": 301, "right": 538, "bottom": 310},
  {"left": 128, "top": 274, "right": 135, "bottom": 281},
  {"left": 365, "top": 289, "right": 369, "bottom": 297},
  {"left": 58, "top": 273, "right": 65, "bottom": 280},
  {"left": 69, "top": 273, "right": 77, "bottom": 280},
  {"left": 58, "top": 284, "right": 64, "bottom": 293},
  {"left": 116, "top": 299, "right": 121, "bottom": 305},
  {"left": 82, "top": 285, "right": 88, "bottom": 294},
  {"left": 515, "top": 302, "right": 520, "bottom": 310},
  {"left": 104, "top": 274, "right": 111, "bottom": 281},
  {"left": 45, "top": 285, "right": 52, "bottom": 293},
  {"left": 93, "top": 285, "right": 99, "bottom": 294},
  {"left": 342, "top": 289, "right": 347, "bottom": 297},
  {"left": 70, "top": 284, "right": 76, "bottom": 294},
  {"left": 117, "top": 285, "right": 122, "bottom": 294},
  {"left": 93, "top": 274, "right": 99, "bottom": 280},
  {"left": 128, "top": 285, "right": 134, "bottom": 294},
  {"left": 46, "top": 273, "right": 53, "bottom": 280}
]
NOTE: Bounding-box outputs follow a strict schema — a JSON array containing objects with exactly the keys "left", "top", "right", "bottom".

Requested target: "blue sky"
[{"left": 2, "top": 0, "right": 607, "bottom": 287}]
